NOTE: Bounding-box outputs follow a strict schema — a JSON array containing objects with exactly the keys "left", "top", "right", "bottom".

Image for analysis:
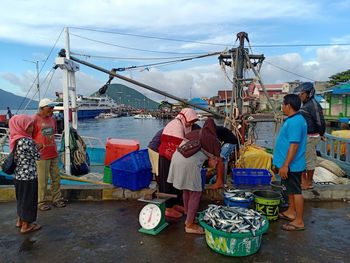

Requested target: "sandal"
[
  {"left": 20, "top": 223, "right": 42, "bottom": 234},
  {"left": 278, "top": 212, "right": 295, "bottom": 221},
  {"left": 173, "top": 205, "right": 185, "bottom": 214},
  {"left": 53, "top": 200, "right": 66, "bottom": 208},
  {"left": 165, "top": 208, "right": 183, "bottom": 218},
  {"left": 185, "top": 225, "right": 205, "bottom": 235},
  {"left": 38, "top": 204, "right": 51, "bottom": 211},
  {"left": 281, "top": 223, "right": 305, "bottom": 231}
]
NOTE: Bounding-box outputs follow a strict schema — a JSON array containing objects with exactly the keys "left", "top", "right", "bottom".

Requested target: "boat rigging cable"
[
  {"left": 16, "top": 28, "right": 64, "bottom": 113},
  {"left": 69, "top": 26, "right": 350, "bottom": 48},
  {"left": 70, "top": 33, "right": 208, "bottom": 55},
  {"left": 263, "top": 60, "right": 316, "bottom": 82},
  {"left": 69, "top": 26, "right": 233, "bottom": 47},
  {"left": 70, "top": 52, "right": 203, "bottom": 61},
  {"left": 60, "top": 51, "right": 228, "bottom": 120}
]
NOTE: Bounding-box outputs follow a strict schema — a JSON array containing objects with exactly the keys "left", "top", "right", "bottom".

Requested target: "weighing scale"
[{"left": 138, "top": 197, "right": 169, "bottom": 235}]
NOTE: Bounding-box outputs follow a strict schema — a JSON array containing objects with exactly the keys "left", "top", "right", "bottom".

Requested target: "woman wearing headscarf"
[
  {"left": 9, "top": 115, "right": 41, "bottom": 234},
  {"left": 294, "top": 82, "right": 326, "bottom": 190},
  {"left": 167, "top": 118, "right": 221, "bottom": 234},
  {"left": 158, "top": 108, "right": 198, "bottom": 218}
]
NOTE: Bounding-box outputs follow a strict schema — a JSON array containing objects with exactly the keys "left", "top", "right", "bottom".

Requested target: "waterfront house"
[{"left": 322, "top": 82, "right": 350, "bottom": 122}]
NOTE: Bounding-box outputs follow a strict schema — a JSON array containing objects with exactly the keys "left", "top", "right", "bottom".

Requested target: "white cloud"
[
  {"left": 0, "top": 0, "right": 320, "bottom": 48},
  {"left": 1, "top": 70, "right": 103, "bottom": 99}
]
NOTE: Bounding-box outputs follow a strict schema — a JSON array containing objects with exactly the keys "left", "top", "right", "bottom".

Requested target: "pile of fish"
[
  {"left": 224, "top": 189, "right": 254, "bottom": 201},
  {"left": 202, "top": 205, "right": 266, "bottom": 236}
]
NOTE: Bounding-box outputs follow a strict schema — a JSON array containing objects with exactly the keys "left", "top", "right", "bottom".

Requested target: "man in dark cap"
[{"left": 293, "top": 82, "right": 326, "bottom": 190}]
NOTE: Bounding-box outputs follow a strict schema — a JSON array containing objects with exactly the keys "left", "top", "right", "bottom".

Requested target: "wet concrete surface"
[{"left": 0, "top": 201, "right": 349, "bottom": 263}]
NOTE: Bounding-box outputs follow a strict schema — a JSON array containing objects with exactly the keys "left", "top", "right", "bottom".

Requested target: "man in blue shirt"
[{"left": 273, "top": 94, "right": 307, "bottom": 231}]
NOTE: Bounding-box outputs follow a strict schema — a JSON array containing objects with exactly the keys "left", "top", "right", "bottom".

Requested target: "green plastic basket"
[
  {"left": 198, "top": 213, "right": 269, "bottom": 257},
  {"left": 103, "top": 166, "right": 112, "bottom": 184}
]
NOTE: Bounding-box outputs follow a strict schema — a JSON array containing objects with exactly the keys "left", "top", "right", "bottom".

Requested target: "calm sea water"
[
  {"left": 1, "top": 109, "right": 276, "bottom": 149},
  {"left": 78, "top": 117, "right": 276, "bottom": 149}
]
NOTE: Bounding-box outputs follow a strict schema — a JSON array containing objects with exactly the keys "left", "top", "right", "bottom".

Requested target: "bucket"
[
  {"left": 199, "top": 213, "right": 269, "bottom": 257},
  {"left": 270, "top": 181, "right": 288, "bottom": 208},
  {"left": 224, "top": 190, "right": 254, "bottom": 208},
  {"left": 253, "top": 190, "right": 281, "bottom": 221},
  {"left": 224, "top": 196, "right": 253, "bottom": 208}
]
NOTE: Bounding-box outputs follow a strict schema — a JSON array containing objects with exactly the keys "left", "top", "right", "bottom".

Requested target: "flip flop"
[
  {"left": 281, "top": 223, "right": 305, "bottom": 231},
  {"left": 20, "top": 223, "right": 42, "bottom": 234},
  {"left": 165, "top": 208, "right": 183, "bottom": 219},
  {"left": 38, "top": 204, "right": 51, "bottom": 211},
  {"left": 278, "top": 212, "right": 295, "bottom": 221},
  {"left": 173, "top": 205, "right": 185, "bottom": 214},
  {"left": 185, "top": 226, "right": 205, "bottom": 235}
]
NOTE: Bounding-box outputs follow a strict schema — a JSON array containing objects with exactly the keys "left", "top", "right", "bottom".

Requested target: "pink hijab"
[
  {"left": 9, "top": 115, "right": 34, "bottom": 151},
  {"left": 163, "top": 108, "right": 198, "bottom": 138}
]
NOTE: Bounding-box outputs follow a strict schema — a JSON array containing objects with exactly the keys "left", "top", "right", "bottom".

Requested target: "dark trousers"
[
  {"left": 158, "top": 155, "right": 182, "bottom": 208},
  {"left": 14, "top": 179, "right": 38, "bottom": 223}
]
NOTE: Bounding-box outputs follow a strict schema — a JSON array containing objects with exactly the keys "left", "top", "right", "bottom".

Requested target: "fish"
[
  {"left": 224, "top": 188, "right": 254, "bottom": 201},
  {"left": 201, "top": 205, "right": 266, "bottom": 236}
]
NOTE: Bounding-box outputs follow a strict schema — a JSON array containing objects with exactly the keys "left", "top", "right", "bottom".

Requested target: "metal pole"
[
  {"left": 36, "top": 61, "right": 40, "bottom": 101},
  {"left": 63, "top": 27, "right": 71, "bottom": 175},
  {"left": 70, "top": 56, "right": 227, "bottom": 119},
  {"left": 244, "top": 52, "right": 276, "bottom": 113},
  {"left": 235, "top": 32, "right": 248, "bottom": 114}
]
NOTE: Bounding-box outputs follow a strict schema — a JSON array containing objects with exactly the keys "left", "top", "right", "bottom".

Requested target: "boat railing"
[
  {"left": 318, "top": 133, "right": 350, "bottom": 174},
  {"left": 54, "top": 134, "right": 104, "bottom": 149}
]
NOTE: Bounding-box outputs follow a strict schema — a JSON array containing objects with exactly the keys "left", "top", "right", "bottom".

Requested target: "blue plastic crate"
[
  {"left": 112, "top": 169, "right": 152, "bottom": 191},
  {"left": 110, "top": 149, "right": 151, "bottom": 172},
  {"left": 232, "top": 168, "right": 271, "bottom": 186}
]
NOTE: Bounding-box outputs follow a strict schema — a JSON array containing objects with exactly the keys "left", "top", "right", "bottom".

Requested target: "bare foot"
[
  {"left": 20, "top": 223, "right": 41, "bottom": 234},
  {"left": 16, "top": 218, "right": 22, "bottom": 228}
]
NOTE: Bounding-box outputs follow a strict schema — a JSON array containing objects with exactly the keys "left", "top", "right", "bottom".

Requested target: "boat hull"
[{"left": 77, "top": 109, "right": 111, "bottom": 119}]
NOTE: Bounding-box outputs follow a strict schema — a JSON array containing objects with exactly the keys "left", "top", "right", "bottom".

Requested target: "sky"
[{"left": 0, "top": 0, "right": 350, "bottom": 104}]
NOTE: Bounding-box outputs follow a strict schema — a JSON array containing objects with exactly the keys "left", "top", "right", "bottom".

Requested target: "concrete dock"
[
  {"left": 0, "top": 200, "right": 349, "bottom": 263},
  {"left": 1, "top": 183, "right": 350, "bottom": 202}
]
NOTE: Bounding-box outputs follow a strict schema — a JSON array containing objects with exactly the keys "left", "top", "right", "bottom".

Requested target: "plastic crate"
[
  {"left": 232, "top": 168, "right": 271, "bottom": 186},
  {"left": 111, "top": 149, "right": 152, "bottom": 190},
  {"left": 110, "top": 149, "right": 151, "bottom": 172},
  {"left": 103, "top": 166, "right": 112, "bottom": 184},
  {"left": 112, "top": 169, "right": 152, "bottom": 191}
]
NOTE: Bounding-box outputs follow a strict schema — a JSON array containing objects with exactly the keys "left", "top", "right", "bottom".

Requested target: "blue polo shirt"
[{"left": 273, "top": 113, "right": 307, "bottom": 172}]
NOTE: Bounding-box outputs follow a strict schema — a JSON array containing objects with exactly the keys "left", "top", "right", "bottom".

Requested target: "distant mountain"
[
  {"left": 0, "top": 89, "right": 38, "bottom": 110},
  {"left": 96, "top": 83, "right": 159, "bottom": 110}
]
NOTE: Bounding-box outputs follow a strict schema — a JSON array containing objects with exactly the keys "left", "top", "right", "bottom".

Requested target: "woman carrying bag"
[{"left": 9, "top": 115, "right": 41, "bottom": 234}]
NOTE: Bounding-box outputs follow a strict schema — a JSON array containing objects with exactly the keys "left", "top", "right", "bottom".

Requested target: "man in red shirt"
[{"left": 33, "top": 98, "right": 66, "bottom": 211}]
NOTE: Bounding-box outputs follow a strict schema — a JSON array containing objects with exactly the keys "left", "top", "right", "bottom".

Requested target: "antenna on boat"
[
  {"left": 218, "top": 32, "right": 276, "bottom": 135},
  {"left": 55, "top": 27, "right": 80, "bottom": 175}
]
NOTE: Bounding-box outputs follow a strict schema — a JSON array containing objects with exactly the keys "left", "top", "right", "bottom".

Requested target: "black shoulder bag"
[{"left": 1, "top": 141, "right": 18, "bottom": 175}]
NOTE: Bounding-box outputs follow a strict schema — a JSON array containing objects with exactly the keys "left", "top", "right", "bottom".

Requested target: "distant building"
[{"left": 323, "top": 82, "right": 350, "bottom": 119}]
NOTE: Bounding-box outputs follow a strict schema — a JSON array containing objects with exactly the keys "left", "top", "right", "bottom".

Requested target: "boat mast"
[{"left": 55, "top": 27, "right": 80, "bottom": 175}]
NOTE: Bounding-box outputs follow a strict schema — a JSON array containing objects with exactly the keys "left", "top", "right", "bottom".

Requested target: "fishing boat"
[
  {"left": 95, "top": 112, "right": 120, "bottom": 119},
  {"left": 133, "top": 114, "right": 155, "bottom": 119}
]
